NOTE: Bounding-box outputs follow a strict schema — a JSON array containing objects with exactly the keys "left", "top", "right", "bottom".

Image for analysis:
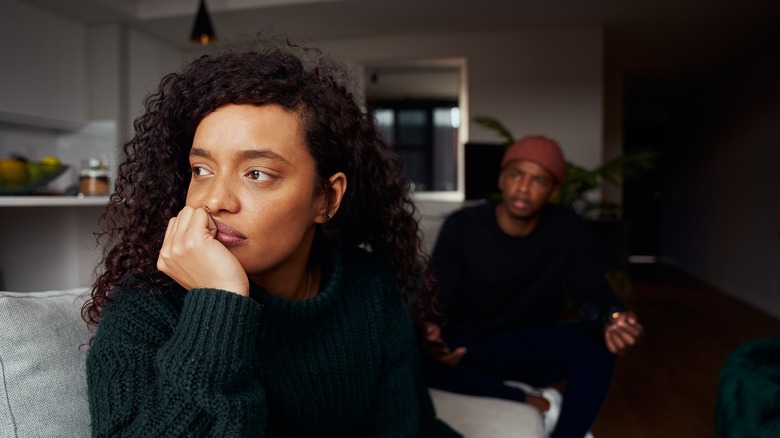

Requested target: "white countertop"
[{"left": 0, "top": 196, "right": 109, "bottom": 207}]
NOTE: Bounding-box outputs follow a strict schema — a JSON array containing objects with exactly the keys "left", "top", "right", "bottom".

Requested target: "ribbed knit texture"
[{"left": 87, "top": 247, "right": 455, "bottom": 437}]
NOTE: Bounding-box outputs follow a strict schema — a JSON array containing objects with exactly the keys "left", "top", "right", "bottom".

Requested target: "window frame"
[{"left": 359, "top": 57, "right": 469, "bottom": 202}]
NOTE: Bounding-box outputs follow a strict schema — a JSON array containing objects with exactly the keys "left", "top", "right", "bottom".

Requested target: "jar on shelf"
[{"left": 79, "top": 158, "right": 110, "bottom": 196}]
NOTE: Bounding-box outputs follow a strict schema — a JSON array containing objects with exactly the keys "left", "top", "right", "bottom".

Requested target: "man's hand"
[
  {"left": 604, "top": 310, "right": 644, "bottom": 354},
  {"left": 422, "top": 322, "right": 467, "bottom": 366},
  {"left": 157, "top": 206, "right": 249, "bottom": 296}
]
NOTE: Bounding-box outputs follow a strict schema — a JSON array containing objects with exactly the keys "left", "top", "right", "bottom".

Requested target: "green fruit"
[{"left": 27, "top": 162, "right": 43, "bottom": 183}]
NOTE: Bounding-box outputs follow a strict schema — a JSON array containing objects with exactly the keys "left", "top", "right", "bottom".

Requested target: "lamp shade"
[{"left": 190, "top": 0, "right": 216, "bottom": 45}]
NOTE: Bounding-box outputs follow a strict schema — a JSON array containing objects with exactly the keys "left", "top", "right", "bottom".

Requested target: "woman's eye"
[
  {"left": 191, "top": 166, "right": 210, "bottom": 176},
  {"left": 246, "top": 169, "right": 271, "bottom": 181}
]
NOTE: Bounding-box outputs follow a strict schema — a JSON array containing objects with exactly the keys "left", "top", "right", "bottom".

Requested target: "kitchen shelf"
[{"left": 0, "top": 196, "right": 109, "bottom": 207}]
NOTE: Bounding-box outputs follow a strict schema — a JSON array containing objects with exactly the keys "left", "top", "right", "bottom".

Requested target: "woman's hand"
[{"left": 157, "top": 206, "right": 249, "bottom": 296}]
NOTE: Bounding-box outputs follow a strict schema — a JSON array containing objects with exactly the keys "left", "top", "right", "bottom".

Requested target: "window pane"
[
  {"left": 367, "top": 102, "right": 459, "bottom": 193},
  {"left": 398, "top": 149, "right": 429, "bottom": 191},
  {"left": 373, "top": 109, "right": 395, "bottom": 145},
  {"left": 432, "top": 107, "right": 458, "bottom": 191},
  {"left": 397, "top": 110, "right": 426, "bottom": 146}
]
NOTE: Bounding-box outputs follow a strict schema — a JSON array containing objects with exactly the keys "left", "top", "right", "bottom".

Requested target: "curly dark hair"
[{"left": 83, "top": 39, "right": 433, "bottom": 330}]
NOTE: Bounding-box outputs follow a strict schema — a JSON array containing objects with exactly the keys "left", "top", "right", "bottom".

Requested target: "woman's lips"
[{"left": 213, "top": 220, "right": 247, "bottom": 246}]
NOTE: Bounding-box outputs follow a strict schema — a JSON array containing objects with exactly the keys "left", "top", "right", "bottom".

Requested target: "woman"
[{"left": 83, "top": 39, "right": 459, "bottom": 437}]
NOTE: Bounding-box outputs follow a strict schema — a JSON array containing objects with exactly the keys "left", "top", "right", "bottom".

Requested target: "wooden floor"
[{"left": 590, "top": 264, "right": 780, "bottom": 438}]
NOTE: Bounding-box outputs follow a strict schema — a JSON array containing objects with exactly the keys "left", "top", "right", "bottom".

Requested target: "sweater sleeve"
[
  {"left": 563, "top": 220, "right": 624, "bottom": 324},
  {"left": 87, "top": 288, "right": 266, "bottom": 437}
]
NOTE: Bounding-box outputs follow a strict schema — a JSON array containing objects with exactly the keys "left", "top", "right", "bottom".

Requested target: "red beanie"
[{"left": 501, "top": 135, "right": 565, "bottom": 184}]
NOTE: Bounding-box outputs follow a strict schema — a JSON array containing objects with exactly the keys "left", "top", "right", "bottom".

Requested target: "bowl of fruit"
[{"left": 0, "top": 156, "right": 69, "bottom": 195}]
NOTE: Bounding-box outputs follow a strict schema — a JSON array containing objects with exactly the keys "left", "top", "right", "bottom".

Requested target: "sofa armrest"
[
  {"left": 0, "top": 289, "right": 92, "bottom": 437},
  {"left": 430, "top": 388, "right": 544, "bottom": 437}
]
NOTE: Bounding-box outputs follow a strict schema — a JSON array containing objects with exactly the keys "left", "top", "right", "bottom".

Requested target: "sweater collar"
[{"left": 249, "top": 242, "right": 343, "bottom": 340}]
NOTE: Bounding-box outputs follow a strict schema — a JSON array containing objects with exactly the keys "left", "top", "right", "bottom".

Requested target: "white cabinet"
[{"left": 0, "top": 1, "right": 88, "bottom": 130}]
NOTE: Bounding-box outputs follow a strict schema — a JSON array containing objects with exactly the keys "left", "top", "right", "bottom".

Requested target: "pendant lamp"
[{"left": 190, "top": 0, "right": 217, "bottom": 45}]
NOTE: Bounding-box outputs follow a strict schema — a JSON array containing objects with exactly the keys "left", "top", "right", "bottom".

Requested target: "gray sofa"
[{"left": 0, "top": 288, "right": 543, "bottom": 437}]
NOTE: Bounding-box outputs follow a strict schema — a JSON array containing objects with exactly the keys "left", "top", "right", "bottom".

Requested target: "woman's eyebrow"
[
  {"left": 236, "top": 149, "right": 290, "bottom": 164},
  {"left": 190, "top": 147, "right": 212, "bottom": 159},
  {"left": 189, "top": 147, "right": 290, "bottom": 165}
]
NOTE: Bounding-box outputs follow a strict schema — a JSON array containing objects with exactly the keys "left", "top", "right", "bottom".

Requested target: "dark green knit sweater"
[{"left": 87, "top": 247, "right": 459, "bottom": 437}]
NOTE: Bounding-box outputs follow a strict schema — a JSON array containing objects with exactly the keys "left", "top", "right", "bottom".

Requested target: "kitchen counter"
[{"left": 0, "top": 196, "right": 109, "bottom": 207}]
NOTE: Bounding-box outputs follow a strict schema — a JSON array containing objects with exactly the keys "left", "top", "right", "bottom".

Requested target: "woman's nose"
[{"left": 203, "top": 175, "right": 240, "bottom": 213}]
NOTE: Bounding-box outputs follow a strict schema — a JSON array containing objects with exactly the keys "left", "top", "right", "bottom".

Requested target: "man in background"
[{"left": 423, "top": 135, "right": 643, "bottom": 438}]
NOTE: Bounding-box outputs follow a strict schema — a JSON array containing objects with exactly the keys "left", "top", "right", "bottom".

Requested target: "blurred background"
[{"left": 0, "top": 1, "right": 778, "bottom": 435}]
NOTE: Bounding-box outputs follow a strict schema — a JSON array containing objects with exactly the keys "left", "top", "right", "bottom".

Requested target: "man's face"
[{"left": 497, "top": 159, "right": 559, "bottom": 220}]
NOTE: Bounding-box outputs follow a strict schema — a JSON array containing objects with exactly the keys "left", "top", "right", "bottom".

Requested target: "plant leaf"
[
  {"left": 596, "top": 149, "right": 656, "bottom": 186},
  {"left": 473, "top": 116, "right": 515, "bottom": 146}
]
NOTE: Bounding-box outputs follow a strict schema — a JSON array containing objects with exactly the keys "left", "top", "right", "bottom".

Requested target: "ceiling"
[{"left": 20, "top": 0, "right": 780, "bottom": 79}]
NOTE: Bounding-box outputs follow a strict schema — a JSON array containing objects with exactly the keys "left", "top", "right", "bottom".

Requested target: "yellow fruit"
[
  {"left": 0, "top": 159, "right": 30, "bottom": 185},
  {"left": 41, "top": 156, "right": 61, "bottom": 167},
  {"left": 39, "top": 156, "right": 62, "bottom": 175}
]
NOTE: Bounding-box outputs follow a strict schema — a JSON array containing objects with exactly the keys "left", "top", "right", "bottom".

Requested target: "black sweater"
[{"left": 430, "top": 201, "right": 622, "bottom": 335}]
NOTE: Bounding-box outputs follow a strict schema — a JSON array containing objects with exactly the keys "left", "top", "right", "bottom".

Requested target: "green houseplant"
[{"left": 473, "top": 116, "right": 655, "bottom": 219}]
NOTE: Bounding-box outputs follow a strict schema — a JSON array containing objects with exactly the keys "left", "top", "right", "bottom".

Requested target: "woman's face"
[{"left": 185, "top": 103, "right": 326, "bottom": 290}]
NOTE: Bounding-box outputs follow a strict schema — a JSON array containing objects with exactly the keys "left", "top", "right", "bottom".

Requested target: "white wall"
[
  {"left": 661, "top": 34, "right": 780, "bottom": 319},
  {"left": 324, "top": 27, "right": 604, "bottom": 169}
]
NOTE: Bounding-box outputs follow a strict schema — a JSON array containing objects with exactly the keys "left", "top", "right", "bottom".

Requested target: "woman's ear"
[{"left": 316, "top": 172, "right": 347, "bottom": 223}]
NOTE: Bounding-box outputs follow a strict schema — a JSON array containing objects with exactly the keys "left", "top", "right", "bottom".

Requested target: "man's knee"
[{"left": 568, "top": 326, "right": 616, "bottom": 373}]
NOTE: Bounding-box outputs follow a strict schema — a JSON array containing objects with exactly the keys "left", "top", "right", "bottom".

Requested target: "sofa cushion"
[
  {"left": 0, "top": 288, "right": 91, "bottom": 438},
  {"left": 430, "top": 388, "right": 544, "bottom": 437}
]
